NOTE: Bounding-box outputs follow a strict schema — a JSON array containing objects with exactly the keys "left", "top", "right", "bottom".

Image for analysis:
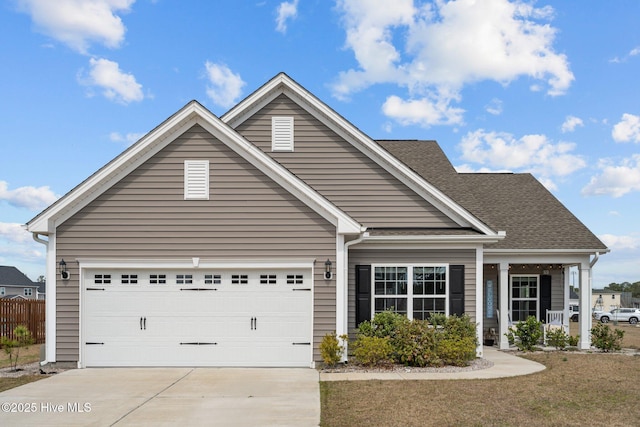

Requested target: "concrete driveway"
[{"left": 0, "top": 368, "right": 320, "bottom": 426}]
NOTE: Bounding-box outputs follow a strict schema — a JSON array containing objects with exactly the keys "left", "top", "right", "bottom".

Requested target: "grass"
[
  {"left": 0, "top": 375, "right": 45, "bottom": 393},
  {"left": 321, "top": 324, "right": 640, "bottom": 427}
]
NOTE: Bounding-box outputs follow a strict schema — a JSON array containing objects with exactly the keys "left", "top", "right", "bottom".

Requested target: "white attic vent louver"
[
  {"left": 184, "top": 160, "right": 209, "bottom": 200},
  {"left": 272, "top": 116, "right": 294, "bottom": 151}
]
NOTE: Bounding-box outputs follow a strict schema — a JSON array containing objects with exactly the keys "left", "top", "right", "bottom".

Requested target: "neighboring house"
[
  {"left": 26, "top": 73, "right": 607, "bottom": 368},
  {"left": 0, "top": 266, "right": 40, "bottom": 300},
  {"left": 592, "top": 290, "right": 622, "bottom": 312}
]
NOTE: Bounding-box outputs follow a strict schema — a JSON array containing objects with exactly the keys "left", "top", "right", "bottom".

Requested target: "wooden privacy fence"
[{"left": 0, "top": 299, "right": 45, "bottom": 344}]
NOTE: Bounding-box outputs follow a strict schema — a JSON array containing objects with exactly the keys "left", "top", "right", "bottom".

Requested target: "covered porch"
[{"left": 482, "top": 252, "right": 602, "bottom": 350}]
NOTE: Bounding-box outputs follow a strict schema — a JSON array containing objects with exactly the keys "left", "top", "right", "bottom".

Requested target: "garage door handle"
[
  {"left": 180, "top": 342, "right": 218, "bottom": 345},
  {"left": 140, "top": 317, "right": 143, "bottom": 330},
  {"left": 180, "top": 288, "right": 218, "bottom": 291},
  {"left": 292, "top": 288, "right": 311, "bottom": 291},
  {"left": 250, "top": 317, "right": 256, "bottom": 330},
  {"left": 85, "top": 342, "right": 104, "bottom": 345},
  {"left": 143, "top": 317, "right": 146, "bottom": 330},
  {"left": 292, "top": 342, "right": 311, "bottom": 346}
]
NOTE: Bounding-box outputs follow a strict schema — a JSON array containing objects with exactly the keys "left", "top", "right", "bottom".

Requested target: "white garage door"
[{"left": 81, "top": 268, "right": 313, "bottom": 367}]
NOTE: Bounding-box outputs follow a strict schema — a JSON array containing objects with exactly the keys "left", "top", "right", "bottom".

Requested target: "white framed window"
[
  {"left": 204, "top": 274, "right": 221, "bottom": 285},
  {"left": 150, "top": 274, "right": 167, "bottom": 284},
  {"left": 372, "top": 264, "right": 449, "bottom": 320},
  {"left": 271, "top": 116, "right": 294, "bottom": 151},
  {"left": 121, "top": 274, "right": 138, "bottom": 284},
  {"left": 510, "top": 275, "right": 539, "bottom": 321},
  {"left": 24, "top": 288, "right": 33, "bottom": 296},
  {"left": 176, "top": 274, "right": 193, "bottom": 284},
  {"left": 184, "top": 160, "right": 209, "bottom": 200},
  {"left": 0, "top": 287, "right": 5, "bottom": 296},
  {"left": 95, "top": 274, "right": 111, "bottom": 284}
]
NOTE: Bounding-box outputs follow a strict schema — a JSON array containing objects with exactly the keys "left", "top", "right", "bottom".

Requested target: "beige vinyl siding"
[
  {"left": 348, "top": 248, "right": 477, "bottom": 332},
  {"left": 235, "top": 94, "right": 458, "bottom": 229},
  {"left": 55, "top": 124, "right": 336, "bottom": 363}
]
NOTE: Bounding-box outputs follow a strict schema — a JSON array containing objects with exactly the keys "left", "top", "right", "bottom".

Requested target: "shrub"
[
  {"left": 505, "top": 316, "right": 543, "bottom": 351},
  {"left": 591, "top": 323, "right": 625, "bottom": 352},
  {"left": 0, "top": 325, "right": 34, "bottom": 371},
  {"left": 358, "top": 310, "right": 409, "bottom": 339},
  {"left": 351, "top": 335, "right": 393, "bottom": 366},
  {"left": 567, "top": 334, "right": 580, "bottom": 347},
  {"left": 320, "top": 331, "right": 347, "bottom": 367},
  {"left": 393, "top": 319, "right": 439, "bottom": 367},
  {"left": 545, "top": 327, "right": 569, "bottom": 350},
  {"left": 437, "top": 315, "right": 478, "bottom": 366}
]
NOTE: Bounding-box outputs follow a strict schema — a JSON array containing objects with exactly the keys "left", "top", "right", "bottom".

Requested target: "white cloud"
[
  {"left": 561, "top": 115, "right": 583, "bottom": 133},
  {"left": 581, "top": 155, "right": 640, "bottom": 198},
  {"left": 0, "top": 223, "right": 32, "bottom": 244},
  {"left": 80, "top": 57, "right": 144, "bottom": 104},
  {"left": 599, "top": 233, "right": 640, "bottom": 251},
  {"left": 204, "top": 62, "right": 246, "bottom": 109},
  {"left": 275, "top": 0, "right": 299, "bottom": 33},
  {"left": 0, "top": 223, "right": 44, "bottom": 264},
  {"left": 332, "top": 0, "right": 573, "bottom": 127},
  {"left": 16, "top": 0, "right": 135, "bottom": 54},
  {"left": 458, "top": 129, "right": 586, "bottom": 189},
  {"left": 612, "top": 113, "right": 640, "bottom": 143},
  {"left": 110, "top": 131, "right": 144, "bottom": 145},
  {"left": 485, "top": 98, "right": 503, "bottom": 116},
  {"left": 382, "top": 94, "right": 464, "bottom": 127},
  {"left": 0, "top": 181, "right": 58, "bottom": 211}
]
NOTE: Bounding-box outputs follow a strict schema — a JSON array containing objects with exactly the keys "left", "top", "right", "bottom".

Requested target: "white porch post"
[
  {"left": 563, "top": 266, "right": 571, "bottom": 330},
  {"left": 475, "top": 246, "right": 484, "bottom": 357},
  {"left": 579, "top": 263, "right": 592, "bottom": 350},
  {"left": 336, "top": 234, "right": 347, "bottom": 361},
  {"left": 499, "top": 262, "right": 510, "bottom": 350}
]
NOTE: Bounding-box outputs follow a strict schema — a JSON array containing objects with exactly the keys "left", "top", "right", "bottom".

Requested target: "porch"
[{"left": 482, "top": 255, "right": 599, "bottom": 350}]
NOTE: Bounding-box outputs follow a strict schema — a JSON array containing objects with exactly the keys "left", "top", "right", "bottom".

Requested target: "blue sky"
[{"left": 1, "top": 0, "right": 639, "bottom": 287}]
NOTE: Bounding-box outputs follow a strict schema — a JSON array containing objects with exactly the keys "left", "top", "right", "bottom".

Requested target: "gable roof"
[
  {"left": 26, "top": 100, "right": 362, "bottom": 235},
  {"left": 380, "top": 142, "right": 607, "bottom": 252},
  {"left": 223, "top": 73, "right": 502, "bottom": 239},
  {"left": 0, "top": 266, "right": 37, "bottom": 286}
]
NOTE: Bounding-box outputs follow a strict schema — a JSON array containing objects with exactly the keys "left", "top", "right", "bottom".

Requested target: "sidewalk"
[{"left": 319, "top": 347, "right": 545, "bottom": 381}]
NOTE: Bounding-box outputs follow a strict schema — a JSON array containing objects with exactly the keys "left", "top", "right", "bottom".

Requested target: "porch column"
[
  {"left": 475, "top": 247, "right": 483, "bottom": 357},
  {"left": 563, "top": 266, "right": 571, "bottom": 330},
  {"left": 579, "top": 263, "right": 591, "bottom": 350},
  {"left": 499, "top": 262, "right": 510, "bottom": 350}
]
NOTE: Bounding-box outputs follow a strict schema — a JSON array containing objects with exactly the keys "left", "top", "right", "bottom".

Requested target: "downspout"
[
  {"left": 590, "top": 252, "right": 600, "bottom": 268},
  {"left": 340, "top": 232, "right": 368, "bottom": 361},
  {"left": 30, "top": 232, "right": 50, "bottom": 365}
]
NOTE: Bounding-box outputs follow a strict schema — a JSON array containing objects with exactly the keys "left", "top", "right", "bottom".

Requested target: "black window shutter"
[
  {"left": 540, "top": 275, "right": 552, "bottom": 321},
  {"left": 449, "top": 265, "right": 465, "bottom": 316},
  {"left": 355, "top": 265, "right": 371, "bottom": 327}
]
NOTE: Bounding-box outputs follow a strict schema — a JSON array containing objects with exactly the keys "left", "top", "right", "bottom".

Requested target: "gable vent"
[
  {"left": 272, "top": 116, "right": 294, "bottom": 151},
  {"left": 184, "top": 160, "right": 209, "bottom": 200}
]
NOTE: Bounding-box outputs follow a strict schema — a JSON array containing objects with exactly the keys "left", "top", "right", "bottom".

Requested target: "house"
[
  {"left": 592, "top": 290, "right": 622, "bottom": 312},
  {"left": 26, "top": 73, "right": 607, "bottom": 368},
  {"left": 0, "top": 266, "right": 41, "bottom": 300}
]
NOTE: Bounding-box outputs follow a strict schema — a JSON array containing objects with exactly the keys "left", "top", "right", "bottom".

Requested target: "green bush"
[
  {"left": 567, "top": 334, "right": 580, "bottom": 347},
  {"left": 505, "top": 316, "right": 543, "bottom": 351},
  {"left": 437, "top": 315, "right": 478, "bottom": 366},
  {"left": 590, "top": 323, "right": 625, "bottom": 352},
  {"left": 545, "top": 327, "right": 569, "bottom": 350},
  {"left": 320, "top": 331, "right": 347, "bottom": 367},
  {"left": 358, "top": 310, "right": 409, "bottom": 339},
  {"left": 393, "top": 319, "right": 439, "bottom": 367},
  {"left": 352, "top": 335, "right": 393, "bottom": 366}
]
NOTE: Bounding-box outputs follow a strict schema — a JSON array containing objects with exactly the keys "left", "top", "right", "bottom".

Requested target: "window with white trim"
[
  {"left": 287, "top": 274, "right": 303, "bottom": 284},
  {"left": 184, "top": 160, "right": 209, "bottom": 200},
  {"left": 373, "top": 265, "right": 448, "bottom": 320},
  {"left": 150, "top": 274, "right": 167, "bottom": 284},
  {"left": 121, "top": 274, "right": 138, "bottom": 284},
  {"left": 176, "top": 274, "right": 193, "bottom": 285},
  {"left": 271, "top": 116, "right": 294, "bottom": 151},
  {"left": 95, "top": 274, "right": 111, "bottom": 284},
  {"left": 24, "top": 288, "right": 33, "bottom": 296},
  {"left": 204, "top": 274, "right": 221, "bottom": 285},
  {"left": 510, "top": 275, "right": 538, "bottom": 321},
  {"left": 260, "top": 274, "right": 277, "bottom": 284},
  {"left": 231, "top": 274, "right": 248, "bottom": 285}
]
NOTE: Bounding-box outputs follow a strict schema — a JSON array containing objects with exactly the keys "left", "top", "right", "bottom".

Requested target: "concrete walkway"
[{"left": 320, "top": 347, "right": 545, "bottom": 381}]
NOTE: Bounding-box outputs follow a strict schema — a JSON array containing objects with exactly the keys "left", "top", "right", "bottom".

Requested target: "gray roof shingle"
[
  {"left": 0, "top": 266, "right": 37, "bottom": 286},
  {"left": 378, "top": 140, "right": 607, "bottom": 251}
]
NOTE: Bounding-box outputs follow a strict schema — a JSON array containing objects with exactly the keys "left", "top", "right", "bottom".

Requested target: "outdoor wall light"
[
  {"left": 324, "top": 259, "right": 333, "bottom": 280},
  {"left": 59, "top": 259, "right": 70, "bottom": 280}
]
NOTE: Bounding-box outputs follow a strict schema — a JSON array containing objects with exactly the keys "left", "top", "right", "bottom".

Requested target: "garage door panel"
[{"left": 83, "top": 268, "right": 313, "bottom": 367}]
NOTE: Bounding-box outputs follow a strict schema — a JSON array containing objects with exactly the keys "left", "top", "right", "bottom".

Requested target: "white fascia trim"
[
  {"left": 357, "top": 234, "right": 504, "bottom": 245},
  {"left": 485, "top": 248, "right": 609, "bottom": 255},
  {"left": 27, "top": 108, "right": 201, "bottom": 234},
  {"left": 222, "top": 73, "right": 497, "bottom": 236},
  {"left": 192, "top": 103, "right": 362, "bottom": 234},
  {"left": 76, "top": 258, "right": 317, "bottom": 270}
]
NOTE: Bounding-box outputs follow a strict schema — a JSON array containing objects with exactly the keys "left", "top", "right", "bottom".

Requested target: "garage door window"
[
  {"left": 121, "top": 274, "right": 138, "bottom": 284},
  {"left": 232, "top": 274, "right": 248, "bottom": 284},
  {"left": 204, "top": 274, "right": 221, "bottom": 284},
  {"left": 176, "top": 274, "right": 193, "bottom": 284},
  {"left": 95, "top": 274, "right": 111, "bottom": 284},
  {"left": 287, "top": 274, "right": 304, "bottom": 284},
  {"left": 150, "top": 274, "right": 167, "bottom": 284}
]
